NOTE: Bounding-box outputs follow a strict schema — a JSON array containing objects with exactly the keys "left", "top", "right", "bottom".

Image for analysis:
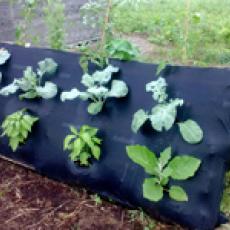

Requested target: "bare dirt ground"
[{"left": 0, "top": 159, "right": 185, "bottom": 230}]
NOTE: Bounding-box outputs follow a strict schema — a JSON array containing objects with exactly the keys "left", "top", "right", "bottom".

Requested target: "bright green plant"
[
  {"left": 64, "top": 125, "right": 102, "bottom": 166},
  {"left": 126, "top": 145, "right": 201, "bottom": 202},
  {"left": 43, "top": 0, "right": 65, "bottom": 50},
  {"left": 1, "top": 109, "right": 38, "bottom": 152},
  {"left": 106, "top": 39, "right": 139, "bottom": 61},
  {"left": 61, "top": 65, "right": 128, "bottom": 115},
  {"left": 131, "top": 65, "right": 203, "bottom": 144},
  {"left": 0, "top": 58, "right": 58, "bottom": 100}
]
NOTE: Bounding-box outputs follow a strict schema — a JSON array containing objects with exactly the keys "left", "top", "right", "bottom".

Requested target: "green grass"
[{"left": 112, "top": 0, "right": 230, "bottom": 66}]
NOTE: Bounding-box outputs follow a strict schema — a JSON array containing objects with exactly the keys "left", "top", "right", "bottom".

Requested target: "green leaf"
[
  {"left": 108, "top": 80, "right": 128, "bottom": 98},
  {"left": 91, "top": 145, "right": 101, "bottom": 160},
  {"left": 70, "top": 126, "right": 78, "bottom": 135},
  {"left": 146, "top": 77, "right": 168, "bottom": 103},
  {"left": 150, "top": 99, "right": 183, "bottom": 132},
  {"left": 79, "top": 152, "right": 91, "bottom": 166},
  {"left": 81, "top": 73, "right": 94, "bottom": 87},
  {"left": 168, "top": 155, "right": 201, "bottom": 180},
  {"left": 87, "top": 101, "right": 104, "bottom": 115},
  {"left": 37, "top": 58, "right": 58, "bottom": 76},
  {"left": 156, "top": 61, "right": 167, "bottom": 76},
  {"left": 106, "top": 39, "right": 139, "bottom": 61},
  {"left": 169, "top": 186, "right": 188, "bottom": 202},
  {"left": 126, "top": 145, "right": 158, "bottom": 175},
  {"left": 0, "top": 81, "right": 19, "bottom": 96},
  {"left": 60, "top": 88, "right": 81, "bottom": 102},
  {"left": 131, "top": 109, "right": 149, "bottom": 133},
  {"left": 19, "top": 91, "right": 38, "bottom": 100},
  {"left": 159, "top": 147, "right": 172, "bottom": 168},
  {"left": 143, "top": 178, "right": 163, "bottom": 202},
  {"left": 0, "top": 48, "right": 11, "bottom": 65},
  {"left": 36, "top": 81, "right": 58, "bottom": 99},
  {"left": 63, "top": 135, "right": 76, "bottom": 150},
  {"left": 9, "top": 138, "right": 20, "bottom": 152},
  {"left": 92, "top": 65, "right": 119, "bottom": 84},
  {"left": 178, "top": 119, "right": 203, "bottom": 144}
]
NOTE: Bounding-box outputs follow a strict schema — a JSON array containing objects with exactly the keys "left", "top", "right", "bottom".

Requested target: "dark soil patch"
[{"left": 0, "top": 159, "right": 184, "bottom": 230}]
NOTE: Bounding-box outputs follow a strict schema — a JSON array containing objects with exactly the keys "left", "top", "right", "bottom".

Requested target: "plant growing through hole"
[
  {"left": 64, "top": 125, "right": 102, "bottom": 166},
  {"left": 61, "top": 65, "right": 128, "bottom": 115},
  {"left": 1, "top": 109, "right": 38, "bottom": 152},
  {"left": 126, "top": 145, "right": 201, "bottom": 202},
  {"left": 131, "top": 64, "right": 203, "bottom": 144},
  {"left": 0, "top": 58, "right": 58, "bottom": 100},
  {"left": 79, "top": 0, "right": 139, "bottom": 72}
]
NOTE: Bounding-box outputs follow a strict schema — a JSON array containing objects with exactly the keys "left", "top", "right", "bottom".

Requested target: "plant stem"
[{"left": 100, "top": 0, "right": 113, "bottom": 50}]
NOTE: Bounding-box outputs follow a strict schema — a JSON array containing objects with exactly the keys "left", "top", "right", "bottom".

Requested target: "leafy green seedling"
[
  {"left": 126, "top": 145, "right": 201, "bottom": 202},
  {"left": 1, "top": 109, "right": 38, "bottom": 152},
  {"left": 0, "top": 58, "right": 58, "bottom": 100},
  {"left": 131, "top": 65, "right": 203, "bottom": 144},
  {"left": 64, "top": 125, "right": 102, "bottom": 166},
  {"left": 106, "top": 39, "right": 140, "bottom": 61},
  {"left": 0, "top": 48, "right": 11, "bottom": 65},
  {"left": 132, "top": 77, "right": 184, "bottom": 132},
  {"left": 61, "top": 65, "right": 128, "bottom": 115}
]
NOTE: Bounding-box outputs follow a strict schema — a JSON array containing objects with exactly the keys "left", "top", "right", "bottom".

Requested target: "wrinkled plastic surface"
[{"left": 0, "top": 43, "right": 230, "bottom": 229}]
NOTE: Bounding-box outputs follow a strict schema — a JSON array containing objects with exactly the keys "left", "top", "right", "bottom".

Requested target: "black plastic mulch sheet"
[{"left": 0, "top": 43, "right": 230, "bottom": 230}]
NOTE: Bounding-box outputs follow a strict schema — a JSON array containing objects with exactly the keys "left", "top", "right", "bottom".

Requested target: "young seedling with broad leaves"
[
  {"left": 0, "top": 58, "right": 58, "bottom": 100},
  {"left": 0, "top": 48, "right": 11, "bottom": 81},
  {"left": 131, "top": 64, "right": 203, "bottom": 144},
  {"left": 61, "top": 65, "right": 128, "bottom": 115},
  {"left": 64, "top": 125, "right": 102, "bottom": 166},
  {"left": 126, "top": 145, "right": 201, "bottom": 202},
  {"left": 1, "top": 109, "right": 38, "bottom": 152}
]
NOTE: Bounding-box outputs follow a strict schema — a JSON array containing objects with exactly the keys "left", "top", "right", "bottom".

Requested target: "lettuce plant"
[
  {"left": 126, "top": 145, "right": 201, "bottom": 202},
  {"left": 0, "top": 58, "right": 58, "bottom": 100},
  {"left": 61, "top": 65, "right": 128, "bottom": 115},
  {"left": 132, "top": 69, "right": 203, "bottom": 144},
  {"left": 64, "top": 125, "right": 102, "bottom": 166},
  {"left": 1, "top": 109, "right": 38, "bottom": 152}
]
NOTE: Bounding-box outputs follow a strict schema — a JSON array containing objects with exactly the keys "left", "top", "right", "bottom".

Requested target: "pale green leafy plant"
[
  {"left": 1, "top": 108, "right": 38, "bottom": 152},
  {"left": 61, "top": 65, "right": 128, "bottom": 115},
  {"left": 126, "top": 145, "right": 201, "bottom": 202},
  {"left": 64, "top": 125, "right": 102, "bottom": 166},
  {"left": 132, "top": 65, "right": 203, "bottom": 144},
  {"left": 0, "top": 58, "right": 58, "bottom": 100}
]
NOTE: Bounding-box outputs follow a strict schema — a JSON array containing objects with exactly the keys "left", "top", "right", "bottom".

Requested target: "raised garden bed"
[{"left": 0, "top": 43, "right": 230, "bottom": 229}]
